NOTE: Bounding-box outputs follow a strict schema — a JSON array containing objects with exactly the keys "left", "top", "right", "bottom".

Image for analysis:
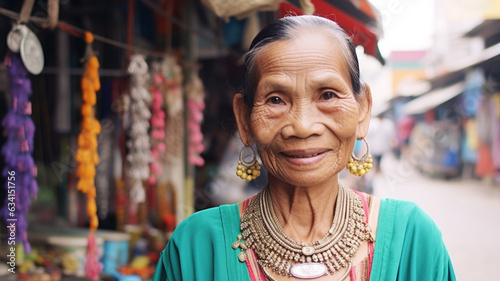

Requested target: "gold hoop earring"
[
  {"left": 347, "top": 138, "right": 373, "bottom": 176},
  {"left": 236, "top": 146, "right": 261, "bottom": 182}
]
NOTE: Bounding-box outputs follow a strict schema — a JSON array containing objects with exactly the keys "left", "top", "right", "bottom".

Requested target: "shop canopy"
[
  {"left": 403, "top": 82, "right": 466, "bottom": 115},
  {"left": 279, "top": 0, "right": 385, "bottom": 64}
]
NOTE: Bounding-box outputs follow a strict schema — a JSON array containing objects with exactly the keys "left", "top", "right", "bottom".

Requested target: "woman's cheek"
[
  {"left": 325, "top": 103, "right": 359, "bottom": 137},
  {"left": 250, "top": 107, "right": 283, "bottom": 141},
  {"left": 251, "top": 117, "right": 277, "bottom": 143}
]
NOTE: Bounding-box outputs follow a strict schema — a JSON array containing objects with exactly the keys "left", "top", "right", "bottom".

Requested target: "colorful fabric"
[
  {"left": 490, "top": 95, "right": 500, "bottom": 169},
  {"left": 475, "top": 142, "right": 496, "bottom": 177},
  {"left": 152, "top": 198, "right": 456, "bottom": 281}
]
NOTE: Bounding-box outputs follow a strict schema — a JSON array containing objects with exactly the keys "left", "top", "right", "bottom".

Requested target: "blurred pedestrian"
[
  {"left": 367, "top": 114, "right": 397, "bottom": 173},
  {"left": 397, "top": 115, "right": 415, "bottom": 160}
]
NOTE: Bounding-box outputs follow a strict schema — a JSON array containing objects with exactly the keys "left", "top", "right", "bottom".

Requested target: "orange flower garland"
[{"left": 75, "top": 31, "right": 102, "bottom": 280}]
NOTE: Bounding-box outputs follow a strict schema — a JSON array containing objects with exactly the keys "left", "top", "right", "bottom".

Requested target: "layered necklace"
[{"left": 239, "top": 185, "right": 374, "bottom": 280}]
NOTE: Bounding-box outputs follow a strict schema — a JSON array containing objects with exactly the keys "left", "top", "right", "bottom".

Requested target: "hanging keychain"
[
  {"left": 6, "top": 0, "right": 45, "bottom": 75},
  {"left": 6, "top": 0, "right": 34, "bottom": 53},
  {"left": 7, "top": 0, "right": 58, "bottom": 52}
]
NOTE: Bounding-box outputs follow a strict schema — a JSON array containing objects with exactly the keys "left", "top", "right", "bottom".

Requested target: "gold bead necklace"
[{"left": 240, "top": 185, "right": 373, "bottom": 279}]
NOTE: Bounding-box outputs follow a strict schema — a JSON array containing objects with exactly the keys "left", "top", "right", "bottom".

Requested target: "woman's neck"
[{"left": 267, "top": 176, "right": 339, "bottom": 244}]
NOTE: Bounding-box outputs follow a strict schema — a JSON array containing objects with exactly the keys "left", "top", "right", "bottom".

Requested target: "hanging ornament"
[
  {"left": 147, "top": 62, "right": 167, "bottom": 187},
  {"left": 162, "top": 56, "right": 184, "bottom": 163},
  {"left": 6, "top": 0, "right": 45, "bottom": 75},
  {"left": 163, "top": 56, "right": 183, "bottom": 118},
  {"left": 159, "top": 56, "right": 184, "bottom": 223},
  {"left": 185, "top": 72, "right": 206, "bottom": 166},
  {"left": 1, "top": 53, "right": 39, "bottom": 254},
  {"left": 74, "top": 31, "right": 102, "bottom": 280},
  {"left": 145, "top": 62, "right": 167, "bottom": 212},
  {"left": 20, "top": 27, "right": 44, "bottom": 75},
  {"left": 126, "top": 54, "right": 152, "bottom": 205}
]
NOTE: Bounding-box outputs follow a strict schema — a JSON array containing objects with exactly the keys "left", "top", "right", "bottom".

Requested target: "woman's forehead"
[{"left": 255, "top": 32, "right": 351, "bottom": 81}]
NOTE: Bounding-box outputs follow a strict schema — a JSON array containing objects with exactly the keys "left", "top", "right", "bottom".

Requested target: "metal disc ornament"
[
  {"left": 7, "top": 24, "right": 28, "bottom": 53},
  {"left": 20, "top": 28, "right": 44, "bottom": 75}
]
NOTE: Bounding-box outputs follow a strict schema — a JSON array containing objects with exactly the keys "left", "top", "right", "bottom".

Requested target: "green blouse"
[{"left": 152, "top": 198, "right": 456, "bottom": 281}]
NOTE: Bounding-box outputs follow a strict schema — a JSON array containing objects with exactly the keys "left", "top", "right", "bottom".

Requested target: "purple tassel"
[{"left": 1, "top": 53, "right": 38, "bottom": 253}]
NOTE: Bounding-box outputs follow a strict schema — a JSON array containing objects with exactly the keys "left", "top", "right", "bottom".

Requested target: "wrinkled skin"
[
  {"left": 235, "top": 30, "right": 371, "bottom": 191},
  {"left": 234, "top": 29, "right": 372, "bottom": 280}
]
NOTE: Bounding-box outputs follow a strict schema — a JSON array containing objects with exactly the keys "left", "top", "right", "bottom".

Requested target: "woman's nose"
[{"left": 280, "top": 104, "right": 325, "bottom": 139}]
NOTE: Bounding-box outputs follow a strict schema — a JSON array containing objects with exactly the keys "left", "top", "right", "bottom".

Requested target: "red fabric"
[
  {"left": 278, "top": 1, "right": 380, "bottom": 60},
  {"left": 475, "top": 142, "right": 496, "bottom": 177}
]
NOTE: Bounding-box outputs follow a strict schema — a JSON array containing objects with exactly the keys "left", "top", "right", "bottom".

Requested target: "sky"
[{"left": 369, "top": 0, "right": 435, "bottom": 55}]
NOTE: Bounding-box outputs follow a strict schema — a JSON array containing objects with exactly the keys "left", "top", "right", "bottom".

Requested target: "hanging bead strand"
[
  {"left": 126, "top": 54, "right": 152, "bottom": 217},
  {"left": 1, "top": 53, "right": 39, "bottom": 254},
  {"left": 186, "top": 72, "right": 206, "bottom": 167},
  {"left": 148, "top": 63, "right": 167, "bottom": 186},
  {"left": 75, "top": 31, "right": 102, "bottom": 280}
]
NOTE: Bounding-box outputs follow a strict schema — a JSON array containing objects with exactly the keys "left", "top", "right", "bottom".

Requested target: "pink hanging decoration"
[
  {"left": 84, "top": 234, "right": 102, "bottom": 280},
  {"left": 1, "top": 53, "right": 38, "bottom": 253},
  {"left": 186, "top": 73, "right": 206, "bottom": 166},
  {"left": 148, "top": 68, "right": 167, "bottom": 186}
]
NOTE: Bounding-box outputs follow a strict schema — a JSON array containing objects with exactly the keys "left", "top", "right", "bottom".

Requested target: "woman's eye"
[
  {"left": 321, "top": 91, "right": 336, "bottom": 100},
  {"left": 267, "top": 96, "right": 284, "bottom": 105}
]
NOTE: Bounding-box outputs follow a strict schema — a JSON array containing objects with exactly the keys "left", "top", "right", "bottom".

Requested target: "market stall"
[{"left": 0, "top": 1, "right": 385, "bottom": 280}]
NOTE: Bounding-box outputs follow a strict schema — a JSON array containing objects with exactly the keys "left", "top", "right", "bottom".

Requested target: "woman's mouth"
[
  {"left": 286, "top": 152, "right": 322, "bottom": 158},
  {"left": 281, "top": 149, "right": 329, "bottom": 165}
]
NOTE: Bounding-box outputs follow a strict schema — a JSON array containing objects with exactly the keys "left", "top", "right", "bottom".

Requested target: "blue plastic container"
[{"left": 97, "top": 230, "right": 131, "bottom": 275}]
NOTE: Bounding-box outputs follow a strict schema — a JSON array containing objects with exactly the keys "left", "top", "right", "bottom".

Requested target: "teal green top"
[{"left": 152, "top": 199, "right": 456, "bottom": 281}]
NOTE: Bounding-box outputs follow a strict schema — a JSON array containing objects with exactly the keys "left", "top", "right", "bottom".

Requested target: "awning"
[
  {"left": 447, "top": 41, "right": 500, "bottom": 73},
  {"left": 403, "top": 82, "right": 466, "bottom": 115},
  {"left": 279, "top": 0, "right": 385, "bottom": 65},
  {"left": 397, "top": 80, "right": 432, "bottom": 97}
]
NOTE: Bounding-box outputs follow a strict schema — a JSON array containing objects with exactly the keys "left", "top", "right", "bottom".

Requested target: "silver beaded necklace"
[{"left": 240, "top": 184, "right": 374, "bottom": 279}]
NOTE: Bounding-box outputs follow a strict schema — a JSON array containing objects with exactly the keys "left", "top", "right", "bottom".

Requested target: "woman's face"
[{"left": 235, "top": 31, "right": 371, "bottom": 186}]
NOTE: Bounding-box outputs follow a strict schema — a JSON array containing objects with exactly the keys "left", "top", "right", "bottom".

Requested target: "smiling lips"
[{"left": 281, "top": 149, "right": 329, "bottom": 165}]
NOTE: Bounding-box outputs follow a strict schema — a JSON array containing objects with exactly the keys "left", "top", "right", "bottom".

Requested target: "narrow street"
[{"left": 372, "top": 154, "right": 500, "bottom": 281}]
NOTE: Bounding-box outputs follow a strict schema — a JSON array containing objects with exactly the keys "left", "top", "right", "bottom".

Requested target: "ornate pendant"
[{"left": 290, "top": 263, "right": 328, "bottom": 279}]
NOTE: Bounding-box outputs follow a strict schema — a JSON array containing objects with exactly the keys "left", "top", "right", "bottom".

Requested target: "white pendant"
[
  {"left": 7, "top": 24, "right": 28, "bottom": 53},
  {"left": 20, "top": 27, "right": 44, "bottom": 75},
  {"left": 290, "top": 263, "right": 328, "bottom": 279}
]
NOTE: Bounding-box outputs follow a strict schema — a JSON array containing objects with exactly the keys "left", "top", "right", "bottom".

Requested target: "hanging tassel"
[
  {"left": 147, "top": 64, "right": 166, "bottom": 186},
  {"left": 75, "top": 31, "right": 102, "bottom": 280},
  {"left": 1, "top": 53, "right": 39, "bottom": 254},
  {"left": 126, "top": 54, "right": 152, "bottom": 211},
  {"left": 163, "top": 56, "right": 184, "bottom": 161},
  {"left": 186, "top": 72, "right": 206, "bottom": 166},
  {"left": 145, "top": 63, "right": 167, "bottom": 211},
  {"left": 84, "top": 234, "right": 101, "bottom": 280}
]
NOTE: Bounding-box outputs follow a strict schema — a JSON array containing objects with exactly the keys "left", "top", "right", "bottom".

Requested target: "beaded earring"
[
  {"left": 236, "top": 145, "right": 261, "bottom": 181},
  {"left": 346, "top": 138, "right": 373, "bottom": 176}
]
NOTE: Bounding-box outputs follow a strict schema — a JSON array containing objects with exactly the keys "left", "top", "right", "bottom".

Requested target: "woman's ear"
[
  {"left": 233, "top": 93, "right": 254, "bottom": 146},
  {"left": 356, "top": 83, "right": 372, "bottom": 139}
]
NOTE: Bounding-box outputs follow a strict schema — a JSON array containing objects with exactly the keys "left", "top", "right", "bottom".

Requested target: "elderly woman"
[{"left": 153, "top": 15, "right": 455, "bottom": 281}]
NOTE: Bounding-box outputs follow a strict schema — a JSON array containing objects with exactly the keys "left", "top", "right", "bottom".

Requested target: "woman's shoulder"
[
  {"left": 380, "top": 198, "right": 430, "bottom": 217},
  {"left": 378, "top": 197, "right": 441, "bottom": 234}
]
